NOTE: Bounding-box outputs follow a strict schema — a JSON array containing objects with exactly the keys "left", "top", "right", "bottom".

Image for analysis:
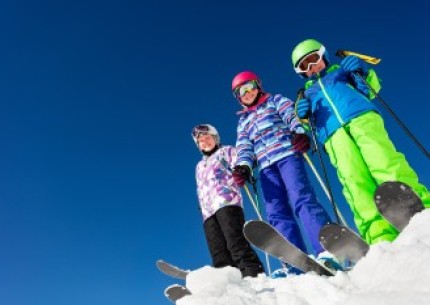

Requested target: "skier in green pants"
[{"left": 291, "top": 38, "right": 430, "bottom": 244}]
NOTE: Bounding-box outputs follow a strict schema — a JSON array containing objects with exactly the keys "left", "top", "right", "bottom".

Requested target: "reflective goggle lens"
[
  {"left": 233, "top": 80, "right": 258, "bottom": 98},
  {"left": 298, "top": 52, "right": 322, "bottom": 71},
  {"left": 192, "top": 125, "right": 210, "bottom": 138}
]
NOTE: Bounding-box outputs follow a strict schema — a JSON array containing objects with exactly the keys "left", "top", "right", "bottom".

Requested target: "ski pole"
[
  {"left": 244, "top": 184, "right": 263, "bottom": 221},
  {"left": 308, "top": 116, "right": 342, "bottom": 224},
  {"left": 303, "top": 152, "right": 347, "bottom": 226},
  {"left": 296, "top": 89, "right": 342, "bottom": 225},
  {"left": 336, "top": 50, "right": 430, "bottom": 161},
  {"left": 243, "top": 182, "right": 271, "bottom": 275}
]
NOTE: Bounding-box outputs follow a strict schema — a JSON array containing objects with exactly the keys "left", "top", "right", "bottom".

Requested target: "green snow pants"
[{"left": 324, "top": 111, "right": 430, "bottom": 244}]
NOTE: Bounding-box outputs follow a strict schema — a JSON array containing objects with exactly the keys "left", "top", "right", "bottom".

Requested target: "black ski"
[
  {"left": 319, "top": 223, "right": 369, "bottom": 265},
  {"left": 243, "top": 220, "right": 334, "bottom": 276},
  {"left": 156, "top": 259, "right": 189, "bottom": 280},
  {"left": 374, "top": 181, "right": 424, "bottom": 232},
  {"left": 164, "top": 284, "right": 191, "bottom": 304}
]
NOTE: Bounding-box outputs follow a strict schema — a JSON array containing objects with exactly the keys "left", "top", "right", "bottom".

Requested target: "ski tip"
[
  {"left": 164, "top": 284, "right": 184, "bottom": 294},
  {"left": 375, "top": 181, "right": 414, "bottom": 198},
  {"left": 156, "top": 259, "right": 165, "bottom": 267},
  {"left": 243, "top": 220, "right": 287, "bottom": 242},
  {"left": 244, "top": 220, "right": 269, "bottom": 229},
  {"left": 243, "top": 220, "right": 270, "bottom": 237},
  {"left": 164, "top": 284, "right": 192, "bottom": 303},
  {"left": 243, "top": 220, "right": 259, "bottom": 232}
]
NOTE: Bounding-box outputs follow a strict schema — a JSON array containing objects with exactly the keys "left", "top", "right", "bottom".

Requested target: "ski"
[
  {"left": 374, "top": 181, "right": 424, "bottom": 232},
  {"left": 243, "top": 220, "right": 334, "bottom": 276},
  {"left": 156, "top": 259, "right": 190, "bottom": 280},
  {"left": 164, "top": 284, "right": 191, "bottom": 304},
  {"left": 319, "top": 223, "right": 369, "bottom": 265},
  {"left": 319, "top": 182, "right": 424, "bottom": 265}
]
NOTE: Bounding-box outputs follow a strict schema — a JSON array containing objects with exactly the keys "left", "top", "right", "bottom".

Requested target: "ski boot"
[
  {"left": 315, "top": 251, "right": 345, "bottom": 272},
  {"left": 270, "top": 264, "right": 304, "bottom": 279}
]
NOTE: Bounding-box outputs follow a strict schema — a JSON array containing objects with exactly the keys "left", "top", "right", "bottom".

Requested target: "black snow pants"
[{"left": 203, "top": 205, "right": 264, "bottom": 277}]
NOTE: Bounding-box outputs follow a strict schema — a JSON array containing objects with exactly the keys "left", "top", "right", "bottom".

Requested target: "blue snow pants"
[{"left": 260, "top": 154, "right": 332, "bottom": 255}]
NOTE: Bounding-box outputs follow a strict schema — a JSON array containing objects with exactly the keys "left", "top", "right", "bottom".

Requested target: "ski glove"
[
  {"left": 352, "top": 74, "right": 370, "bottom": 97},
  {"left": 232, "top": 165, "right": 252, "bottom": 187},
  {"left": 292, "top": 133, "right": 310, "bottom": 153},
  {"left": 296, "top": 98, "right": 311, "bottom": 119},
  {"left": 341, "top": 55, "right": 368, "bottom": 75}
]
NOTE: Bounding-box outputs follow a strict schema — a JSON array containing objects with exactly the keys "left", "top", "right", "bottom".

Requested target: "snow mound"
[{"left": 179, "top": 210, "right": 430, "bottom": 305}]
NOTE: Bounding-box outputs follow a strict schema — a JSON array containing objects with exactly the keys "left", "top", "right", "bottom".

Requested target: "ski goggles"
[
  {"left": 294, "top": 45, "right": 326, "bottom": 74},
  {"left": 233, "top": 80, "right": 259, "bottom": 98},
  {"left": 192, "top": 124, "right": 210, "bottom": 139}
]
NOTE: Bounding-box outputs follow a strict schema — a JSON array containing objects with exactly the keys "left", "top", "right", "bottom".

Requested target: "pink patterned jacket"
[{"left": 195, "top": 146, "right": 243, "bottom": 221}]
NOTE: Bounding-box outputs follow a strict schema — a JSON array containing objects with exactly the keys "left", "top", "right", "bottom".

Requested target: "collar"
[
  {"left": 236, "top": 93, "right": 270, "bottom": 115},
  {"left": 201, "top": 145, "right": 220, "bottom": 158}
]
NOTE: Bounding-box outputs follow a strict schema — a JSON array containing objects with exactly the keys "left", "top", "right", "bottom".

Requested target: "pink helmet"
[{"left": 231, "top": 71, "right": 261, "bottom": 91}]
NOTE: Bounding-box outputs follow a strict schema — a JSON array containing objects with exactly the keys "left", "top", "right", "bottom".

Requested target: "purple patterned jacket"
[{"left": 195, "top": 146, "right": 243, "bottom": 221}]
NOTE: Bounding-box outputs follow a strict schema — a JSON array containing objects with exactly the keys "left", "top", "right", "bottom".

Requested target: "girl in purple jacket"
[{"left": 192, "top": 123, "right": 264, "bottom": 278}]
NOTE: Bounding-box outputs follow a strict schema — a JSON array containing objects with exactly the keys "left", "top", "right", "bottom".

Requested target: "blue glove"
[
  {"left": 341, "top": 55, "right": 368, "bottom": 75},
  {"left": 296, "top": 98, "right": 311, "bottom": 119},
  {"left": 352, "top": 74, "right": 370, "bottom": 96}
]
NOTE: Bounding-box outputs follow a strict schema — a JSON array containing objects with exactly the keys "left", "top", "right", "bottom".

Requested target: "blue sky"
[{"left": 0, "top": 1, "right": 429, "bottom": 304}]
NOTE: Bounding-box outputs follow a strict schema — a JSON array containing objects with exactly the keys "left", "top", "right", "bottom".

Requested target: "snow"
[{"left": 179, "top": 210, "right": 430, "bottom": 305}]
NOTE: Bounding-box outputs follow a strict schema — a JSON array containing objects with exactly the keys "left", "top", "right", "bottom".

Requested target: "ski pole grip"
[
  {"left": 335, "top": 49, "right": 346, "bottom": 59},
  {"left": 335, "top": 49, "right": 365, "bottom": 76}
]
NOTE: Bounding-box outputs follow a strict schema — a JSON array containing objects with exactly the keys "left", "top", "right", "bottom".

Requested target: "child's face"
[
  {"left": 239, "top": 88, "right": 259, "bottom": 106},
  {"left": 197, "top": 133, "right": 216, "bottom": 152}
]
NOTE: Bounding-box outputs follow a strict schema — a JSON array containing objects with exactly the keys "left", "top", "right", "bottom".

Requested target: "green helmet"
[{"left": 291, "top": 39, "right": 324, "bottom": 68}]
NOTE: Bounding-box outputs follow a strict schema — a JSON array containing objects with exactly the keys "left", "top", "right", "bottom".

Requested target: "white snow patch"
[{"left": 179, "top": 209, "right": 430, "bottom": 305}]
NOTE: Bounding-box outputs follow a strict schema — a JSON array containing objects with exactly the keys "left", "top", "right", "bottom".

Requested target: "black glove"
[{"left": 232, "top": 165, "right": 252, "bottom": 187}]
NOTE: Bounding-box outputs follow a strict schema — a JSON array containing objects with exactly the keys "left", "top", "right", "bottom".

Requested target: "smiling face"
[
  {"left": 197, "top": 133, "right": 216, "bottom": 152},
  {"left": 239, "top": 88, "right": 259, "bottom": 106},
  {"left": 233, "top": 80, "right": 260, "bottom": 107}
]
